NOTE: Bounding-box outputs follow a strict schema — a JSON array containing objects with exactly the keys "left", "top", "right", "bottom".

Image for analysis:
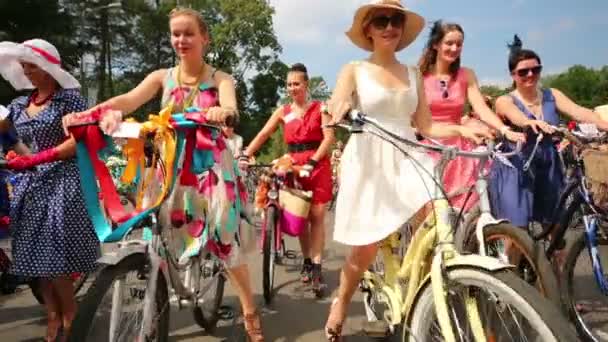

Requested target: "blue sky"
[{"left": 268, "top": 0, "right": 608, "bottom": 88}]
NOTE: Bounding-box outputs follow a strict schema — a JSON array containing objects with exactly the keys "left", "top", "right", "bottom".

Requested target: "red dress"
[{"left": 282, "top": 101, "right": 332, "bottom": 205}]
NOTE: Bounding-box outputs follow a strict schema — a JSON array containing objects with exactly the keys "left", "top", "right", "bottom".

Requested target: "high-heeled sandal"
[
  {"left": 325, "top": 298, "right": 345, "bottom": 341},
  {"left": 243, "top": 310, "right": 264, "bottom": 342}
]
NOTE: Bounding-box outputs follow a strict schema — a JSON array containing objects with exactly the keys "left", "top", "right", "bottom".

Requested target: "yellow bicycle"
[{"left": 332, "top": 110, "right": 577, "bottom": 342}]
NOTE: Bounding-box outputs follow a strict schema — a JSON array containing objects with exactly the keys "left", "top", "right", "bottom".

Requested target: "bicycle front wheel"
[
  {"left": 68, "top": 253, "right": 169, "bottom": 342},
  {"left": 561, "top": 229, "right": 608, "bottom": 341},
  {"left": 406, "top": 267, "right": 577, "bottom": 342}
]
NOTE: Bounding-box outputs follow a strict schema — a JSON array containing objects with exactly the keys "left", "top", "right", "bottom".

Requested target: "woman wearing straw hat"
[
  {"left": 0, "top": 38, "right": 99, "bottom": 341},
  {"left": 323, "top": 1, "right": 491, "bottom": 339},
  {"left": 63, "top": 8, "right": 265, "bottom": 340}
]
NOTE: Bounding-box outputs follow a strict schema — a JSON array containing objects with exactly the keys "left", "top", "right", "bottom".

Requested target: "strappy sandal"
[
  {"left": 325, "top": 298, "right": 345, "bottom": 341},
  {"left": 243, "top": 310, "right": 264, "bottom": 342}
]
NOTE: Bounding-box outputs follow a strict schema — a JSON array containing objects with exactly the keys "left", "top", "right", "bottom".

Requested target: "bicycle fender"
[
  {"left": 96, "top": 242, "right": 147, "bottom": 265},
  {"left": 405, "top": 258, "right": 513, "bottom": 324},
  {"left": 445, "top": 254, "right": 513, "bottom": 271},
  {"left": 475, "top": 213, "right": 509, "bottom": 256}
]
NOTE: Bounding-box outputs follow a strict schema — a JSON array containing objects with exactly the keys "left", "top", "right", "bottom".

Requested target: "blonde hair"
[{"left": 169, "top": 7, "right": 208, "bottom": 35}]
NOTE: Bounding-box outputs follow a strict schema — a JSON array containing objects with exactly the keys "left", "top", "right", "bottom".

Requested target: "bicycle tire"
[
  {"left": 561, "top": 229, "right": 608, "bottom": 341},
  {"left": 68, "top": 253, "right": 169, "bottom": 342},
  {"left": 406, "top": 267, "right": 578, "bottom": 342},
  {"left": 192, "top": 254, "right": 226, "bottom": 333},
  {"left": 262, "top": 206, "right": 277, "bottom": 304},
  {"left": 457, "top": 216, "right": 561, "bottom": 306}
]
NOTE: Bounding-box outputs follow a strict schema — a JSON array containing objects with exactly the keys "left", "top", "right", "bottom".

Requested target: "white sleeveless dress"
[{"left": 333, "top": 61, "right": 437, "bottom": 246}]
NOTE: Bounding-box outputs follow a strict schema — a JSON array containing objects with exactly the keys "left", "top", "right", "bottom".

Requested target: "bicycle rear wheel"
[
  {"left": 406, "top": 267, "right": 577, "bottom": 342},
  {"left": 68, "top": 253, "right": 169, "bottom": 342},
  {"left": 192, "top": 252, "right": 226, "bottom": 333},
  {"left": 262, "top": 206, "right": 278, "bottom": 304},
  {"left": 561, "top": 229, "right": 608, "bottom": 341}
]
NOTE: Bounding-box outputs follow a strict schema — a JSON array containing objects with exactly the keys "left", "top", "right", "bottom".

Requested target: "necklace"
[
  {"left": 29, "top": 90, "right": 54, "bottom": 106},
  {"left": 176, "top": 63, "right": 206, "bottom": 108},
  {"left": 514, "top": 89, "right": 543, "bottom": 119}
]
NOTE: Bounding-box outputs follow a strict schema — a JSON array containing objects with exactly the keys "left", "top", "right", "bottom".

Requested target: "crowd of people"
[{"left": 0, "top": 0, "right": 606, "bottom": 341}]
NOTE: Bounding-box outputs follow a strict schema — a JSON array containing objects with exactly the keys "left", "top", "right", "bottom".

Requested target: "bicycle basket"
[
  {"left": 582, "top": 147, "right": 608, "bottom": 210},
  {"left": 278, "top": 187, "right": 312, "bottom": 236}
]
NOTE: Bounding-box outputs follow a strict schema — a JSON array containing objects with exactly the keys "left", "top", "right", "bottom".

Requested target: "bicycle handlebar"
[
  {"left": 325, "top": 110, "right": 523, "bottom": 159},
  {"left": 66, "top": 114, "right": 225, "bottom": 139}
]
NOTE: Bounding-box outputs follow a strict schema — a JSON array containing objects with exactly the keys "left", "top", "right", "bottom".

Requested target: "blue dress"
[
  {"left": 489, "top": 89, "right": 564, "bottom": 227},
  {"left": 6, "top": 88, "right": 99, "bottom": 278}
]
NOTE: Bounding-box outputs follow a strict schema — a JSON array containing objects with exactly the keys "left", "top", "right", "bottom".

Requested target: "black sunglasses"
[
  {"left": 439, "top": 80, "right": 449, "bottom": 99},
  {"left": 370, "top": 14, "right": 405, "bottom": 30},
  {"left": 514, "top": 65, "right": 543, "bottom": 78}
]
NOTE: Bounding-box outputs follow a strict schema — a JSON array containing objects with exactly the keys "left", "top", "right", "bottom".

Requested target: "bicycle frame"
[
  {"left": 532, "top": 130, "right": 608, "bottom": 295},
  {"left": 70, "top": 110, "right": 229, "bottom": 339},
  {"left": 252, "top": 164, "right": 304, "bottom": 255},
  {"left": 347, "top": 112, "right": 513, "bottom": 341}
]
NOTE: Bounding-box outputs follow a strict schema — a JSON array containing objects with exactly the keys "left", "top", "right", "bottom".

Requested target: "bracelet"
[{"left": 307, "top": 158, "right": 318, "bottom": 167}]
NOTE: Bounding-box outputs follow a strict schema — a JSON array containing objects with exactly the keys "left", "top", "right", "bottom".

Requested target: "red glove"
[
  {"left": 5, "top": 150, "right": 17, "bottom": 161},
  {"left": 0, "top": 215, "right": 9, "bottom": 227},
  {"left": 8, "top": 148, "right": 60, "bottom": 170}
]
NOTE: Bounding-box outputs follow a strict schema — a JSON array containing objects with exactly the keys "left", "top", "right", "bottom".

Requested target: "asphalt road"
[{"left": 1, "top": 214, "right": 607, "bottom": 341}]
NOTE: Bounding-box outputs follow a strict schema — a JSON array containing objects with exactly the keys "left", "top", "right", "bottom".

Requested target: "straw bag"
[
  {"left": 582, "top": 146, "right": 608, "bottom": 210},
  {"left": 278, "top": 187, "right": 312, "bottom": 236}
]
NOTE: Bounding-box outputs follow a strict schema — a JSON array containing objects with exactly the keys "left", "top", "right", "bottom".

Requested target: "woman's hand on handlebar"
[
  {"left": 62, "top": 105, "right": 123, "bottom": 135},
  {"left": 523, "top": 119, "right": 555, "bottom": 134},
  {"left": 458, "top": 125, "right": 494, "bottom": 144},
  {"left": 206, "top": 106, "right": 236, "bottom": 125},
  {"left": 238, "top": 153, "right": 252, "bottom": 172},
  {"left": 503, "top": 129, "right": 526, "bottom": 144}
]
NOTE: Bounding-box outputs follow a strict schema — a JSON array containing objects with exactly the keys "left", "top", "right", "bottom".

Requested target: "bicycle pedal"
[{"left": 361, "top": 320, "right": 391, "bottom": 338}]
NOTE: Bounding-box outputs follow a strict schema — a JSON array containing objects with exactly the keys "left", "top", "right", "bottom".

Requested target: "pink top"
[
  {"left": 422, "top": 68, "right": 483, "bottom": 211},
  {"left": 423, "top": 68, "right": 468, "bottom": 124}
]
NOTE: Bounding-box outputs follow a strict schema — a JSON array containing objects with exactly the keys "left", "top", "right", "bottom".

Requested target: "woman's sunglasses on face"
[
  {"left": 369, "top": 13, "right": 405, "bottom": 30},
  {"left": 514, "top": 65, "right": 542, "bottom": 78}
]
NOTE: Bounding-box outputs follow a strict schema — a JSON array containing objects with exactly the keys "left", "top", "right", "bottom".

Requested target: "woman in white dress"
[{"left": 323, "top": 1, "right": 492, "bottom": 340}]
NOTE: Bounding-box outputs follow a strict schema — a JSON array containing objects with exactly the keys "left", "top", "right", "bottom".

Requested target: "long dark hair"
[
  {"left": 419, "top": 20, "right": 464, "bottom": 77},
  {"left": 507, "top": 35, "right": 541, "bottom": 73}
]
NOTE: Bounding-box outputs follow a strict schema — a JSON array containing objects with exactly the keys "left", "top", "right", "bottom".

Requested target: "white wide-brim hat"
[
  {"left": 345, "top": 0, "right": 425, "bottom": 52},
  {"left": 0, "top": 38, "right": 80, "bottom": 90}
]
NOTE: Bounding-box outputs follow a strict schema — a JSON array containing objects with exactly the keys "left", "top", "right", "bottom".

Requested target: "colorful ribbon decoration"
[
  {"left": 122, "top": 107, "right": 177, "bottom": 210},
  {"left": 70, "top": 107, "right": 248, "bottom": 260},
  {"left": 70, "top": 108, "right": 185, "bottom": 243}
]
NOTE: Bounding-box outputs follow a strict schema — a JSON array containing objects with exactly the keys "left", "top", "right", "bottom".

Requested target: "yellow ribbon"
[{"left": 121, "top": 106, "right": 177, "bottom": 210}]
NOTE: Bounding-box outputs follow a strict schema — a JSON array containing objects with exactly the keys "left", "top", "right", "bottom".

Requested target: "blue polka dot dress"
[{"left": 6, "top": 88, "right": 99, "bottom": 278}]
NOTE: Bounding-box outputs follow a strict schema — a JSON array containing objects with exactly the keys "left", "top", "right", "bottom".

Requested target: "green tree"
[
  {"left": 542, "top": 65, "right": 606, "bottom": 108},
  {"left": 0, "top": 0, "right": 81, "bottom": 104}
]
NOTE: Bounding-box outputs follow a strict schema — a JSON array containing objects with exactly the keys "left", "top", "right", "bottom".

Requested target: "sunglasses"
[
  {"left": 369, "top": 14, "right": 405, "bottom": 30},
  {"left": 439, "top": 80, "right": 449, "bottom": 99},
  {"left": 514, "top": 65, "right": 543, "bottom": 78}
]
